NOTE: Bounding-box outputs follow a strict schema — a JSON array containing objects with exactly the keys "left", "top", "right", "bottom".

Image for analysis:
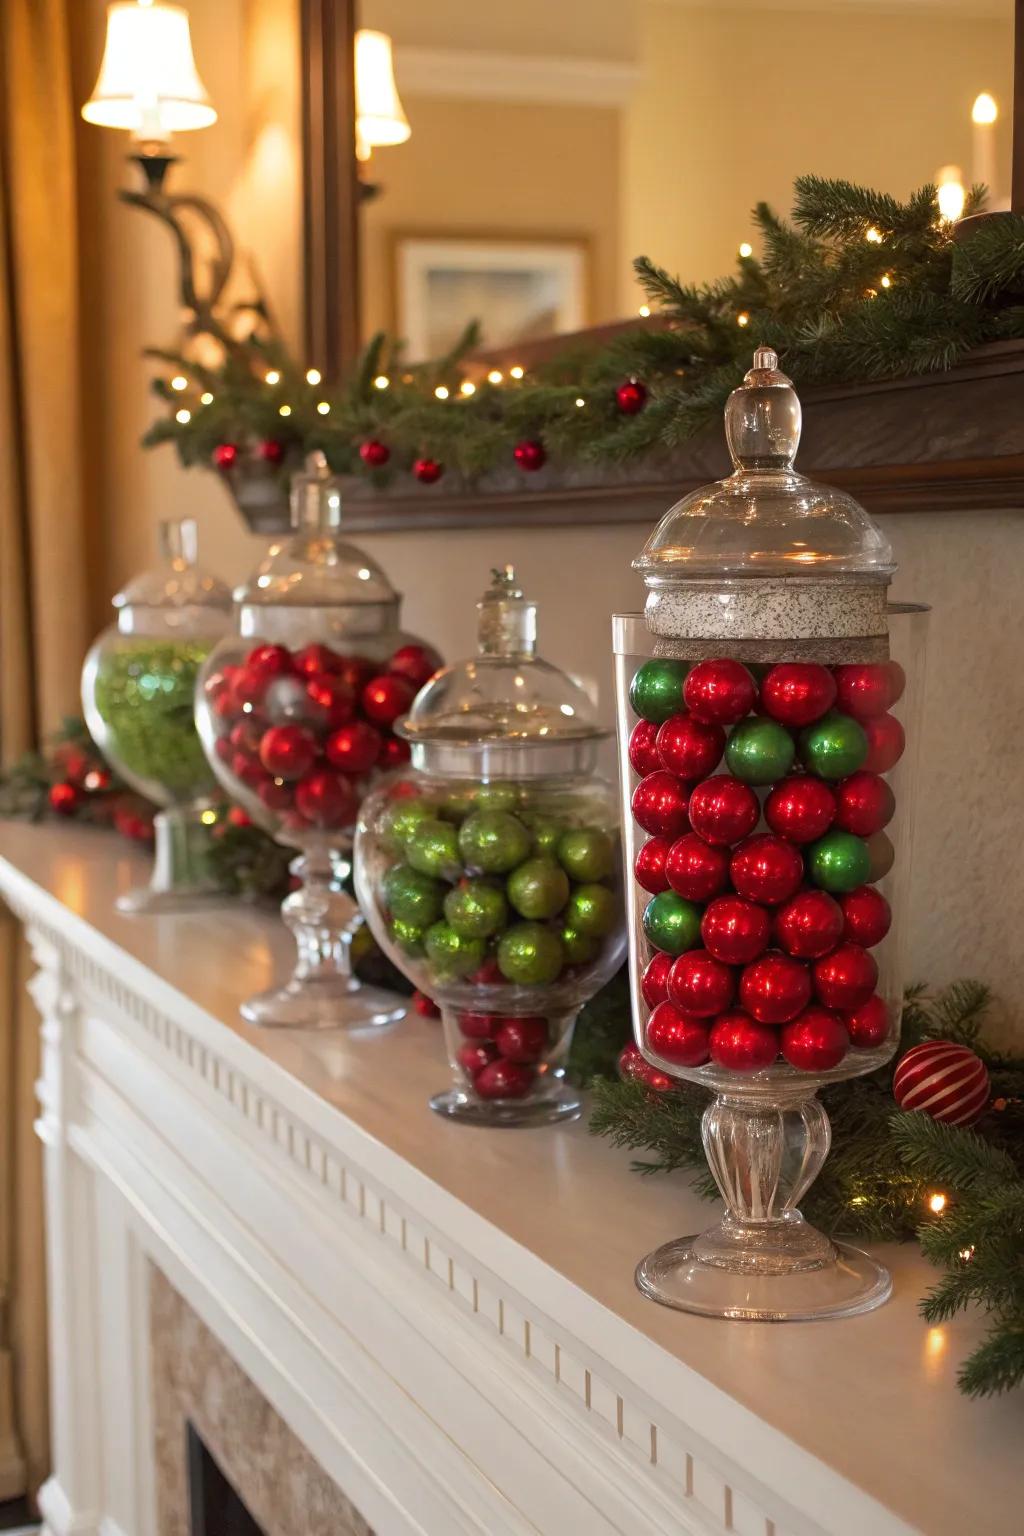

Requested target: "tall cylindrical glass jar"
[
  {"left": 355, "top": 568, "right": 625, "bottom": 1126},
  {"left": 614, "top": 349, "right": 928, "bottom": 1320},
  {"left": 81, "top": 518, "right": 232, "bottom": 913}
]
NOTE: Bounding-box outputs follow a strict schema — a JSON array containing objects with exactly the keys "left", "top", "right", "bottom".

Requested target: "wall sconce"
[{"left": 355, "top": 29, "right": 410, "bottom": 199}]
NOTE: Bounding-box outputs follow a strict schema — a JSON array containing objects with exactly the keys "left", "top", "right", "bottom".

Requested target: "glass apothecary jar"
[
  {"left": 614, "top": 348, "right": 928, "bottom": 1320},
  {"left": 81, "top": 518, "right": 232, "bottom": 913},
  {"left": 355, "top": 567, "right": 625, "bottom": 1126},
  {"left": 195, "top": 453, "right": 440, "bottom": 1030}
]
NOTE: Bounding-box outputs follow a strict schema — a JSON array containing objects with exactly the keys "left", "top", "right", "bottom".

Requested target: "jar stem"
[{"left": 280, "top": 846, "right": 360, "bottom": 989}]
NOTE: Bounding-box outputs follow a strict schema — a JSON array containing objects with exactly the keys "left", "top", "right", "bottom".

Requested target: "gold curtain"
[{"left": 0, "top": 0, "right": 94, "bottom": 1499}]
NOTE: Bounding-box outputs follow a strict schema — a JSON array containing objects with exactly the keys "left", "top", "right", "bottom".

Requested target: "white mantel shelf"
[{"left": 2, "top": 823, "right": 1021, "bottom": 1536}]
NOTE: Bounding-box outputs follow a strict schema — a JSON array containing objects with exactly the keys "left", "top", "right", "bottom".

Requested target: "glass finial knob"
[
  {"left": 478, "top": 565, "right": 537, "bottom": 658},
  {"left": 725, "top": 348, "right": 803, "bottom": 471}
]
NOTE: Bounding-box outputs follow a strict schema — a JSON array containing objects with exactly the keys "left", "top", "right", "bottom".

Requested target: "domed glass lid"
[
  {"left": 236, "top": 452, "right": 397, "bottom": 609},
  {"left": 634, "top": 348, "right": 894, "bottom": 583},
  {"left": 402, "top": 567, "right": 604, "bottom": 747},
  {"left": 113, "top": 518, "right": 231, "bottom": 612}
]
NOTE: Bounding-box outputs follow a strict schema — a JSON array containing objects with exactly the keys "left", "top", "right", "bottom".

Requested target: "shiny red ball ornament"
[
  {"left": 359, "top": 439, "right": 391, "bottom": 468},
  {"left": 887, "top": 661, "right": 906, "bottom": 705},
  {"left": 634, "top": 837, "right": 671, "bottom": 893},
  {"left": 764, "top": 775, "right": 835, "bottom": 843},
  {"left": 380, "top": 736, "right": 411, "bottom": 767},
  {"left": 457, "top": 1011, "right": 501, "bottom": 1039},
  {"left": 388, "top": 643, "right": 440, "bottom": 690},
  {"left": 739, "top": 951, "right": 811, "bottom": 1024},
  {"left": 258, "top": 778, "right": 293, "bottom": 811},
  {"left": 867, "top": 831, "right": 895, "bottom": 881},
  {"left": 474, "top": 1059, "right": 535, "bottom": 1099},
  {"left": 760, "top": 663, "right": 836, "bottom": 727},
  {"left": 628, "top": 719, "right": 662, "bottom": 776},
  {"left": 730, "top": 835, "right": 804, "bottom": 904},
  {"left": 362, "top": 673, "right": 415, "bottom": 727},
  {"left": 686, "top": 775, "right": 759, "bottom": 846},
  {"left": 641, "top": 951, "right": 673, "bottom": 1008},
  {"left": 412, "top": 990, "right": 441, "bottom": 1019},
  {"left": 775, "top": 889, "right": 844, "bottom": 959},
  {"left": 305, "top": 673, "right": 356, "bottom": 730},
  {"left": 48, "top": 781, "right": 81, "bottom": 816},
  {"left": 700, "top": 896, "right": 771, "bottom": 965},
  {"left": 892, "top": 1041, "right": 990, "bottom": 1125},
  {"left": 231, "top": 751, "right": 267, "bottom": 788},
  {"left": 258, "top": 724, "right": 317, "bottom": 780},
  {"left": 631, "top": 770, "right": 690, "bottom": 839},
  {"left": 664, "top": 833, "right": 729, "bottom": 901},
  {"left": 646, "top": 1000, "right": 711, "bottom": 1067},
  {"left": 667, "top": 951, "right": 735, "bottom": 1018},
  {"left": 413, "top": 457, "right": 444, "bottom": 484},
  {"left": 495, "top": 1017, "right": 548, "bottom": 1063},
  {"left": 780, "top": 1008, "right": 849, "bottom": 1072},
  {"left": 617, "top": 1042, "right": 674, "bottom": 1093},
  {"left": 292, "top": 643, "right": 343, "bottom": 677},
  {"left": 227, "top": 806, "right": 252, "bottom": 828},
  {"left": 844, "top": 994, "right": 890, "bottom": 1049},
  {"left": 683, "top": 658, "right": 757, "bottom": 725},
  {"left": 813, "top": 942, "right": 878, "bottom": 1011},
  {"left": 246, "top": 643, "right": 293, "bottom": 680},
  {"left": 833, "top": 664, "right": 895, "bottom": 721},
  {"left": 656, "top": 713, "right": 725, "bottom": 780},
  {"left": 325, "top": 721, "right": 382, "bottom": 773},
  {"left": 838, "top": 885, "right": 891, "bottom": 948},
  {"left": 336, "top": 655, "right": 378, "bottom": 693},
  {"left": 833, "top": 770, "right": 894, "bottom": 837},
  {"left": 212, "top": 442, "right": 238, "bottom": 470},
  {"left": 457, "top": 1042, "right": 497, "bottom": 1075},
  {"left": 258, "top": 438, "right": 285, "bottom": 464},
  {"left": 294, "top": 769, "right": 357, "bottom": 828},
  {"left": 615, "top": 378, "right": 648, "bottom": 415},
  {"left": 709, "top": 1012, "right": 779, "bottom": 1072},
  {"left": 862, "top": 713, "right": 905, "bottom": 773},
  {"left": 513, "top": 439, "right": 546, "bottom": 471}
]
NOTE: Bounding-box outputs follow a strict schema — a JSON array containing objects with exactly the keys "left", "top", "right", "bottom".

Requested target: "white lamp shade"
[
  {"left": 82, "top": 2, "right": 217, "bottom": 137},
  {"left": 355, "top": 29, "right": 410, "bottom": 150}
]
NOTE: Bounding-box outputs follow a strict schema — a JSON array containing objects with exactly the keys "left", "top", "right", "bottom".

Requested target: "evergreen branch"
[
  {"left": 889, "top": 1113, "right": 1017, "bottom": 1191},
  {"left": 957, "top": 1321, "right": 1024, "bottom": 1397}
]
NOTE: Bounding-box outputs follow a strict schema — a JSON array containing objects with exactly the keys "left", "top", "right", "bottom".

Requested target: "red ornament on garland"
[
  {"left": 615, "top": 378, "right": 648, "bottom": 415},
  {"left": 780, "top": 1008, "right": 849, "bottom": 1072},
  {"left": 628, "top": 719, "right": 662, "bottom": 776},
  {"left": 631, "top": 770, "right": 690, "bottom": 839},
  {"left": 813, "top": 942, "right": 878, "bottom": 1011},
  {"left": 359, "top": 439, "right": 391, "bottom": 468},
  {"left": 844, "top": 994, "right": 890, "bottom": 1049},
  {"left": 258, "top": 724, "right": 317, "bottom": 780},
  {"left": 325, "top": 721, "right": 382, "bottom": 773},
  {"left": 665, "top": 832, "right": 730, "bottom": 902},
  {"left": 730, "top": 834, "right": 804, "bottom": 905},
  {"left": 361, "top": 673, "right": 415, "bottom": 727},
  {"left": 646, "top": 1000, "right": 711, "bottom": 1067},
  {"left": 641, "top": 950, "right": 673, "bottom": 1008},
  {"left": 709, "top": 1012, "right": 779, "bottom": 1072},
  {"left": 892, "top": 1041, "right": 990, "bottom": 1125},
  {"left": 700, "top": 896, "right": 771, "bottom": 965},
  {"left": 687, "top": 775, "right": 759, "bottom": 846},
  {"left": 634, "top": 837, "right": 671, "bottom": 893},
  {"left": 656, "top": 713, "right": 725, "bottom": 780},
  {"left": 212, "top": 442, "right": 238, "bottom": 470},
  {"left": 739, "top": 950, "right": 811, "bottom": 1024},
  {"left": 413, "top": 457, "right": 444, "bottom": 484},
  {"left": 862, "top": 713, "right": 905, "bottom": 773},
  {"left": 48, "top": 781, "right": 81, "bottom": 816},
  {"left": 760, "top": 663, "right": 836, "bottom": 727},
  {"left": 258, "top": 439, "right": 286, "bottom": 464},
  {"left": 833, "top": 770, "right": 894, "bottom": 837},
  {"left": 838, "top": 884, "right": 891, "bottom": 948},
  {"left": 513, "top": 439, "right": 546, "bottom": 471},
  {"left": 411, "top": 990, "right": 441, "bottom": 1019},
  {"left": 764, "top": 775, "right": 836, "bottom": 843},
  {"left": 668, "top": 951, "right": 736, "bottom": 1018},
  {"left": 684, "top": 658, "right": 757, "bottom": 725},
  {"left": 775, "top": 889, "right": 844, "bottom": 959},
  {"left": 388, "top": 642, "right": 440, "bottom": 690}
]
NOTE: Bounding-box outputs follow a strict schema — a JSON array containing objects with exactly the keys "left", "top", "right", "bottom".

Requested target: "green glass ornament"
[
  {"left": 382, "top": 863, "right": 445, "bottom": 927},
  {"left": 557, "top": 827, "right": 614, "bottom": 882},
  {"left": 642, "top": 892, "right": 702, "bottom": 954},
  {"left": 561, "top": 925, "right": 601, "bottom": 965},
  {"left": 724, "top": 717, "right": 795, "bottom": 785},
  {"left": 629, "top": 658, "right": 689, "bottom": 724},
  {"left": 458, "top": 810, "right": 532, "bottom": 874},
  {"left": 807, "top": 830, "right": 871, "bottom": 893},
  {"left": 440, "top": 786, "right": 480, "bottom": 821},
  {"left": 379, "top": 796, "right": 435, "bottom": 850},
  {"left": 407, "top": 819, "right": 463, "bottom": 880},
  {"left": 799, "top": 710, "right": 868, "bottom": 781},
  {"left": 497, "top": 922, "right": 564, "bottom": 985},
  {"left": 564, "top": 883, "right": 617, "bottom": 938},
  {"left": 527, "top": 816, "right": 565, "bottom": 855},
  {"left": 391, "top": 917, "right": 426, "bottom": 955},
  {"left": 424, "top": 921, "right": 486, "bottom": 979},
  {"left": 443, "top": 878, "right": 508, "bottom": 938},
  {"left": 473, "top": 782, "right": 520, "bottom": 813},
  {"left": 507, "top": 857, "right": 570, "bottom": 920}
]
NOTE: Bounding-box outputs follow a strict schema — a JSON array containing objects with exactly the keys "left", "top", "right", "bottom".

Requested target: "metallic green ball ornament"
[
  {"left": 379, "top": 796, "right": 435, "bottom": 850},
  {"left": 528, "top": 816, "right": 566, "bottom": 855},
  {"left": 564, "top": 883, "right": 617, "bottom": 938},
  {"left": 799, "top": 710, "right": 868, "bottom": 781},
  {"left": 441, "top": 786, "right": 479, "bottom": 821},
  {"left": 382, "top": 863, "right": 445, "bottom": 927},
  {"left": 642, "top": 891, "right": 702, "bottom": 954},
  {"left": 406, "top": 819, "right": 462, "bottom": 880},
  {"left": 391, "top": 917, "right": 426, "bottom": 955},
  {"left": 725, "top": 717, "right": 795, "bottom": 785},
  {"left": 443, "top": 878, "right": 508, "bottom": 938},
  {"left": 561, "top": 925, "right": 601, "bottom": 965},
  {"left": 629, "top": 659, "right": 689, "bottom": 724},
  {"left": 424, "top": 921, "right": 486, "bottom": 979},
  {"left": 507, "top": 857, "right": 570, "bottom": 920},
  {"left": 806, "top": 830, "right": 871, "bottom": 892},
  {"left": 458, "top": 810, "right": 532, "bottom": 874},
  {"left": 557, "top": 827, "right": 614, "bottom": 882},
  {"left": 497, "top": 922, "right": 564, "bottom": 985},
  {"left": 473, "top": 782, "right": 521, "bottom": 813}
]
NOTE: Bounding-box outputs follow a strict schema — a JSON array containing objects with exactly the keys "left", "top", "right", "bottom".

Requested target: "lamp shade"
[
  {"left": 82, "top": 2, "right": 216, "bottom": 137},
  {"left": 355, "top": 29, "right": 410, "bottom": 153}
]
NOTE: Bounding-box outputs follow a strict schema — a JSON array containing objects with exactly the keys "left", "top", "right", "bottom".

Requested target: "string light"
[
  {"left": 460, "top": 380, "right": 476, "bottom": 396},
  {"left": 575, "top": 397, "right": 585, "bottom": 408},
  {"left": 278, "top": 403, "right": 292, "bottom": 417},
  {"left": 175, "top": 408, "right": 191, "bottom": 424},
  {"left": 199, "top": 391, "right": 214, "bottom": 405},
  {"left": 200, "top": 808, "right": 218, "bottom": 826},
  {"left": 265, "top": 369, "right": 281, "bottom": 385},
  {"left": 959, "top": 1245, "right": 976, "bottom": 1263},
  {"left": 865, "top": 226, "right": 883, "bottom": 244},
  {"left": 737, "top": 311, "right": 750, "bottom": 327},
  {"left": 509, "top": 365, "right": 524, "bottom": 379},
  {"left": 866, "top": 287, "right": 878, "bottom": 299},
  {"left": 170, "top": 375, "right": 188, "bottom": 391},
  {"left": 928, "top": 1192, "right": 948, "bottom": 1214},
  {"left": 373, "top": 374, "right": 390, "bottom": 390},
  {"left": 937, "top": 177, "right": 966, "bottom": 223},
  {"left": 434, "top": 385, "right": 449, "bottom": 400},
  {"left": 316, "top": 401, "right": 330, "bottom": 415},
  {"left": 305, "top": 367, "right": 321, "bottom": 386},
  {"left": 401, "top": 372, "right": 413, "bottom": 383},
  {"left": 487, "top": 369, "right": 503, "bottom": 385},
  {"left": 738, "top": 241, "right": 753, "bottom": 259},
  {"left": 972, "top": 91, "right": 998, "bottom": 125},
  {"left": 638, "top": 304, "right": 651, "bottom": 318},
  {"left": 880, "top": 274, "right": 893, "bottom": 289}
]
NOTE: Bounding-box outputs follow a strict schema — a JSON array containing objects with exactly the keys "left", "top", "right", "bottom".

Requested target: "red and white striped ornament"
[{"left": 892, "top": 1041, "right": 990, "bottom": 1126}]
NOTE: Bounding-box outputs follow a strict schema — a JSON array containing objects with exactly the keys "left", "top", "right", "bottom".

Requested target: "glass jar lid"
[{"left": 113, "top": 518, "right": 231, "bottom": 614}]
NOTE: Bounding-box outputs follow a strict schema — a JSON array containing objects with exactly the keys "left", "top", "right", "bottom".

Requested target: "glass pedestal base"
[
  {"left": 116, "top": 803, "right": 225, "bottom": 915},
  {"left": 429, "top": 1086, "right": 581, "bottom": 1128},
  {"left": 241, "top": 976, "right": 405, "bottom": 1031}
]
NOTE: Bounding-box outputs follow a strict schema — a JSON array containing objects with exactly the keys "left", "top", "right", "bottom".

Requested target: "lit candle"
[{"left": 971, "top": 92, "right": 998, "bottom": 199}]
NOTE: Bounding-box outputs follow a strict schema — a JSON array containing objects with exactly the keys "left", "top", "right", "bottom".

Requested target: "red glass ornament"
[
  {"left": 833, "top": 770, "right": 894, "bottom": 837},
  {"left": 474, "top": 1059, "right": 535, "bottom": 1099},
  {"left": 258, "top": 778, "right": 293, "bottom": 811},
  {"left": 887, "top": 661, "right": 906, "bottom": 705},
  {"left": 617, "top": 1042, "right": 674, "bottom": 1093},
  {"left": 615, "top": 378, "right": 648, "bottom": 414},
  {"left": 294, "top": 770, "right": 357, "bottom": 828},
  {"left": 359, "top": 439, "right": 391, "bottom": 468},
  {"left": 411, "top": 990, "right": 441, "bottom": 1019},
  {"left": 458, "top": 1011, "right": 501, "bottom": 1039},
  {"left": 362, "top": 673, "right": 415, "bottom": 727},
  {"left": 457, "top": 1042, "right": 498, "bottom": 1075},
  {"left": 844, "top": 994, "right": 890, "bottom": 1049},
  {"left": 513, "top": 439, "right": 546, "bottom": 471},
  {"left": 258, "top": 439, "right": 285, "bottom": 464},
  {"left": 631, "top": 770, "right": 690, "bottom": 839},
  {"left": 833, "top": 664, "right": 895, "bottom": 720},
  {"left": 709, "top": 1012, "right": 779, "bottom": 1072},
  {"left": 495, "top": 1017, "right": 549, "bottom": 1063},
  {"left": 683, "top": 658, "right": 757, "bottom": 725},
  {"left": 641, "top": 951, "right": 673, "bottom": 1008},
  {"left": 246, "top": 643, "right": 293, "bottom": 680},
  {"left": 227, "top": 806, "right": 252, "bottom": 828},
  {"left": 292, "top": 643, "right": 343, "bottom": 677},
  {"left": 336, "top": 655, "right": 378, "bottom": 693},
  {"left": 838, "top": 884, "right": 891, "bottom": 947},
  {"left": 774, "top": 890, "right": 844, "bottom": 959},
  {"left": 862, "top": 713, "right": 905, "bottom": 773},
  {"left": 700, "top": 896, "right": 771, "bottom": 965},
  {"left": 305, "top": 673, "right": 356, "bottom": 730},
  {"left": 760, "top": 663, "right": 836, "bottom": 727},
  {"left": 634, "top": 837, "right": 671, "bottom": 893},
  {"left": 61, "top": 748, "right": 91, "bottom": 784},
  {"left": 739, "top": 950, "right": 811, "bottom": 1024},
  {"left": 413, "top": 457, "right": 444, "bottom": 484},
  {"left": 866, "top": 831, "right": 895, "bottom": 881},
  {"left": 764, "top": 775, "right": 835, "bottom": 843},
  {"left": 214, "top": 735, "right": 234, "bottom": 764},
  {"left": 686, "top": 775, "right": 759, "bottom": 846},
  {"left": 656, "top": 713, "right": 725, "bottom": 780},
  {"left": 730, "top": 835, "right": 804, "bottom": 904},
  {"left": 388, "top": 642, "right": 441, "bottom": 690},
  {"left": 48, "top": 781, "right": 81, "bottom": 816},
  {"left": 380, "top": 736, "right": 411, "bottom": 767},
  {"left": 628, "top": 719, "right": 662, "bottom": 776},
  {"left": 892, "top": 1041, "right": 990, "bottom": 1125},
  {"left": 232, "top": 751, "right": 267, "bottom": 788},
  {"left": 667, "top": 951, "right": 735, "bottom": 1018},
  {"left": 230, "top": 718, "right": 263, "bottom": 754},
  {"left": 212, "top": 442, "right": 238, "bottom": 470},
  {"left": 780, "top": 1008, "right": 849, "bottom": 1072},
  {"left": 259, "top": 724, "right": 317, "bottom": 780},
  {"left": 646, "top": 1000, "right": 711, "bottom": 1067},
  {"left": 325, "top": 721, "right": 382, "bottom": 773},
  {"left": 665, "top": 833, "right": 730, "bottom": 901},
  {"left": 468, "top": 957, "right": 504, "bottom": 987},
  {"left": 813, "top": 942, "right": 878, "bottom": 1011}
]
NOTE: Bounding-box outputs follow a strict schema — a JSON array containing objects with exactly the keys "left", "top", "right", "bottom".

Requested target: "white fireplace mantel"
[{"left": 1, "top": 823, "right": 1020, "bottom": 1536}]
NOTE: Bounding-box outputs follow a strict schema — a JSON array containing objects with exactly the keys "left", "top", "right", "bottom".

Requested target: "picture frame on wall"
[{"left": 394, "top": 234, "right": 588, "bottom": 361}]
